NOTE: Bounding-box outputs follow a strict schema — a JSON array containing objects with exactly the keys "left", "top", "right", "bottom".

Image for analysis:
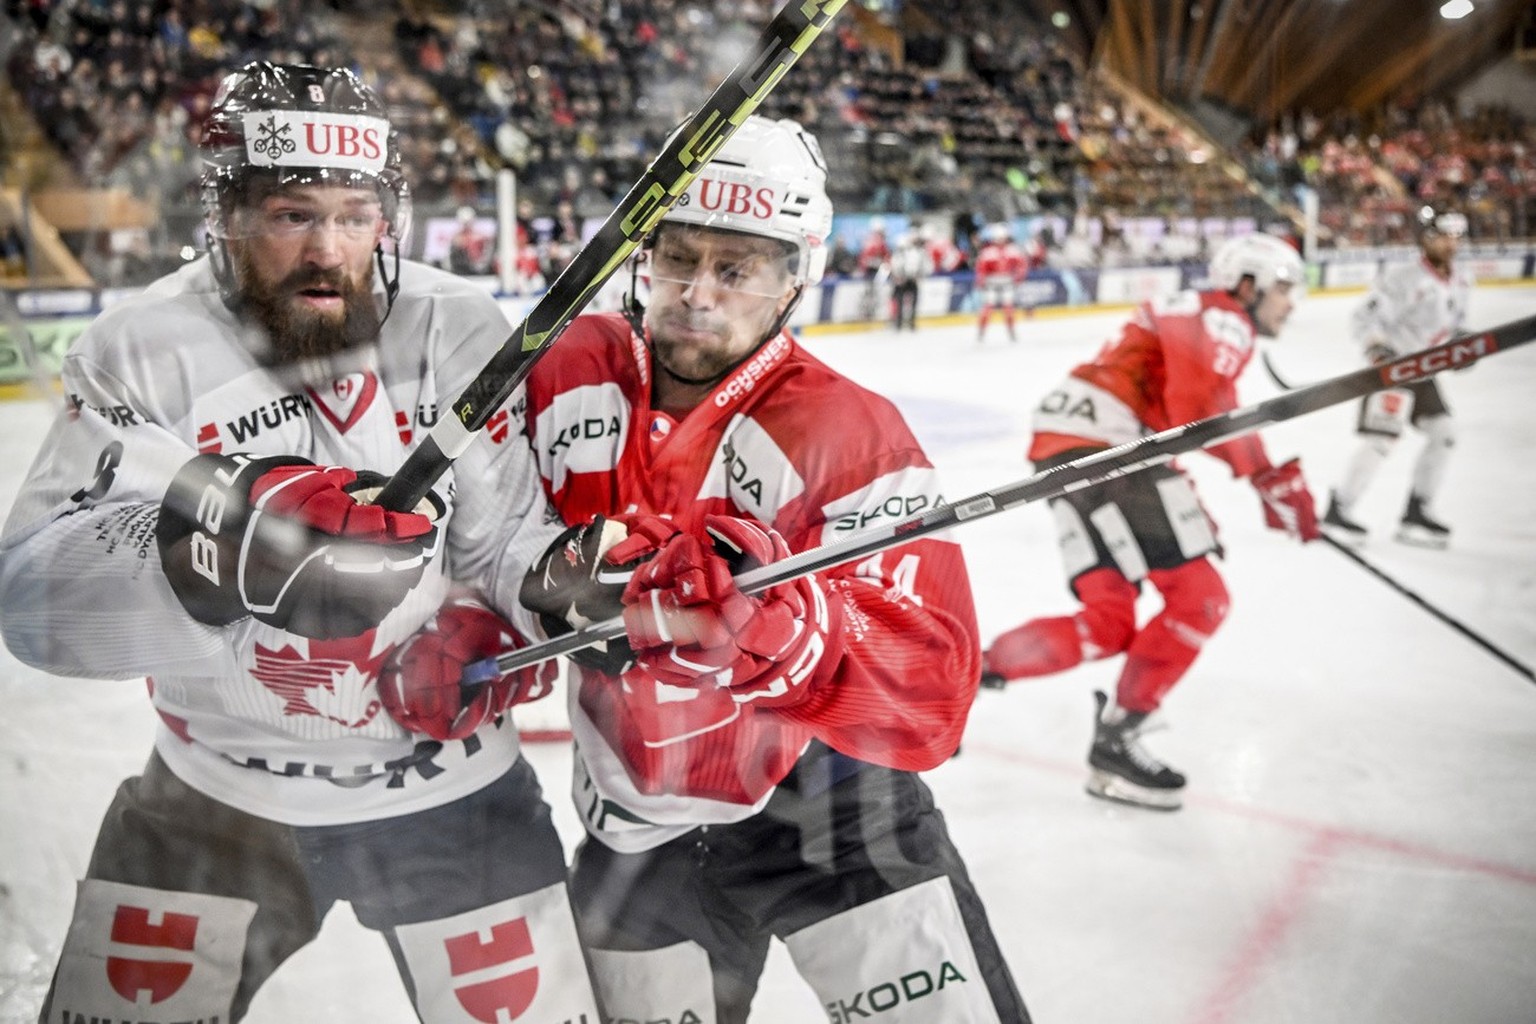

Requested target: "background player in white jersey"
[
  {"left": 0, "top": 62, "right": 602, "bottom": 1022},
  {"left": 467, "top": 115, "right": 1024, "bottom": 1022},
  {"left": 980, "top": 234, "right": 1320, "bottom": 811},
  {"left": 1323, "top": 207, "right": 1473, "bottom": 548}
]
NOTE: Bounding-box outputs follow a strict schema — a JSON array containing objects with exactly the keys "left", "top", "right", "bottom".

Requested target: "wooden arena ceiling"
[{"left": 1016, "top": 0, "right": 1533, "bottom": 119}]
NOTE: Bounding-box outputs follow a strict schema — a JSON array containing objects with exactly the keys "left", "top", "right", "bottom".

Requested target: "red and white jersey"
[
  {"left": 975, "top": 240, "right": 1027, "bottom": 287},
  {"left": 524, "top": 312, "right": 980, "bottom": 851},
  {"left": 0, "top": 258, "right": 563, "bottom": 826},
  {"left": 857, "top": 232, "right": 891, "bottom": 276},
  {"left": 1350, "top": 256, "right": 1473, "bottom": 357},
  {"left": 926, "top": 236, "right": 964, "bottom": 274},
  {"left": 1029, "top": 289, "right": 1272, "bottom": 478}
]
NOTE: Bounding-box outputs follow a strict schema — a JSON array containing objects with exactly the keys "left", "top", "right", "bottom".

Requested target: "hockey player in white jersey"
[
  {"left": 0, "top": 62, "right": 603, "bottom": 1022},
  {"left": 1323, "top": 207, "right": 1473, "bottom": 548}
]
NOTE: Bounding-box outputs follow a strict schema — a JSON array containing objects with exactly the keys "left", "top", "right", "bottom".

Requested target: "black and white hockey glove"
[
  {"left": 156, "top": 453, "right": 443, "bottom": 639},
  {"left": 519, "top": 513, "right": 678, "bottom": 674}
]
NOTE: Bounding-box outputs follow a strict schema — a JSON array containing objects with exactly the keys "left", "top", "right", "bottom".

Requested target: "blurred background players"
[
  {"left": 1323, "top": 207, "right": 1473, "bottom": 548},
  {"left": 516, "top": 115, "right": 1029, "bottom": 1022},
  {"left": 884, "top": 230, "right": 931, "bottom": 331},
  {"left": 0, "top": 62, "right": 601, "bottom": 1022},
  {"left": 975, "top": 222, "right": 1028, "bottom": 343},
  {"left": 980, "top": 233, "right": 1320, "bottom": 811}
]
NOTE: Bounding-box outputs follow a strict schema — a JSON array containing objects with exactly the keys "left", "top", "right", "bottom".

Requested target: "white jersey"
[
  {"left": 1350, "top": 256, "right": 1473, "bottom": 357},
  {"left": 0, "top": 258, "right": 564, "bottom": 826}
]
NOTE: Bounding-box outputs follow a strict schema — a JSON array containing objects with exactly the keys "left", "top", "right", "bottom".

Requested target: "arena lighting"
[{"left": 1439, "top": 0, "right": 1473, "bottom": 19}]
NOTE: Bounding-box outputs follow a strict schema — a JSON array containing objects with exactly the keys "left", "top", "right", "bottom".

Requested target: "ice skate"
[
  {"left": 1396, "top": 494, "right": 1450, "bottom": 549},
  {"left": 1322, "top": 493, "right": 1368, "bottom": 545},
  {"left": 1085, "top": 691, "right": 1185, "bottom": 811}
]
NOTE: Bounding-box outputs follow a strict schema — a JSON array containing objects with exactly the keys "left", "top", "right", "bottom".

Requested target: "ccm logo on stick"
[{"left": 1384, "top": 335, "right": 1492, "bottom": 383}]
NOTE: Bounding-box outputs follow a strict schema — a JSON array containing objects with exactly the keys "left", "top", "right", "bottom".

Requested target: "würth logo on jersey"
[
  {"left": 105, "top": 903, "right": 199, "bottom": 1004},
  {"left": 249, "top": 636, "right": 387, "bottom": 727},
  {"left": 1384, "top": 333, "right": 1492, "bottom": 384},
  {"left": 444, "top": 917, "right": 543, "bottom": 1022},
  {"left": 210, "top": 392, "right": 314, "bottom": 447}
]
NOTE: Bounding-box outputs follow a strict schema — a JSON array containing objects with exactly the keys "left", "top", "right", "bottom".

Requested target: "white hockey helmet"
[
  {"left": 985, "top": 222, "right": 1011, "bottom": 243},
  {"left": 1418, "top": 205, "right": 1468, "bottom": 239},
  {"left": 662, "top": 115, "right": 834, "bottom": 286},
  {"left": 1207, "top": 232, "right": 1305, "bottom": 295}
]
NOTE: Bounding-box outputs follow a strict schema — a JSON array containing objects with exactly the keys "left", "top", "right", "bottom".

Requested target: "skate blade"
[
  {"left": 1085, "top": 770, "right": 1183, "bottom": 811},
  {"left": 1394, "top": 526, "right": 1449, "bottom": 550}
]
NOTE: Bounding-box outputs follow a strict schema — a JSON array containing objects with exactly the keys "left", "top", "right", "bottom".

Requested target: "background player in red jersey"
[
  {"left": 980, "top": 232, "right": 1321, "bottom": 811},
  {"left": 974, "top": 222, "right": 1028, "bottom": 343},
  {"left": 507, "top": 115, "right": 1029, "bottom": 1023}
]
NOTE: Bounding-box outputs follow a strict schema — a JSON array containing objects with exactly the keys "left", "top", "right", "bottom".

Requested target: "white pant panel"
[
  {"left": 395, "top": 881, "right": 601, "bottom": 1024},
  {"left": 587, "top": 941, "right": 717, "bottom": 1024},
  {"left": 51, "top": 878, "right": 256, "bottom": 1021},
  {"left": 1360, "top": 388, "right": 1412, "bottom": 436},
  {"left": 1089, "top": 501, "right": 1150, "bottom": 582},
  {"left": 784, "top": 877, "right": 1003, "bottom": 1024},
  {"left": 1156, "top": 475, "right": 1218, "bottom": 559},
  {"left": 1051, "top": 498, "right": 1098, "bottom": 579}
]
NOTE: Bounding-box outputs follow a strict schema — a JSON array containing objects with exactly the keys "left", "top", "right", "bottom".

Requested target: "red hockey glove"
[
  {"left": 156, "top": 454, "right": 443, "bottom": 639},
  {"left": 519, "top": 513, "right": 680, "bottom": 674},
  {"left": 380, "top": 597, "right": 556, "bottom": 741},
  {"left": 621, "top": 515, "right": 843, "bottom": 706},
  {"left": 1252, "top": 458, "right": 1320, "bottom": 542}
]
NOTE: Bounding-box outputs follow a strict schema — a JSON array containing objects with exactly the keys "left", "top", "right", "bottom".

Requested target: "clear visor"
[
  {"left": 642, "top": 231, "right": 796, "bottom": 299},
  {"left": 204, "top": 169, "right": 408, "bottom": 244}
]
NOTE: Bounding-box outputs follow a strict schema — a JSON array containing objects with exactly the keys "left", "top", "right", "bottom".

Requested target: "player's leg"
[
  {"left": 326, "top": 755, "right": 602, "bottom": 1024},
  {"left": 1087, "top": 558, "right": 1229, "bottom": 811},
  {"left": 39, "top": 751, "right": 321, "bottom": 1023},
  {"left": 1398, "top": 381, "right": 1455, "bottom": 547},
  {"left": 569, "top": 829, "right": 767, "bottom": 1024},
  {"left": 725, "top": 745, "right": 1029, "bottom": 1022},
  {"left": 982, "top": 566, "right": 1137, "bottom": 683},
  {"left": 1326, "top": 389, "right": 1410, "bottom": 541}
]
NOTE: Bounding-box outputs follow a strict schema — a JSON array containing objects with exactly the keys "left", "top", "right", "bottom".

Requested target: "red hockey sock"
[
  {"left": 986, "top": 615, "right": 1084, "bottom": 679},
  {"left": 1115, "top": 560, "right": 1229, "bottom": 713}
]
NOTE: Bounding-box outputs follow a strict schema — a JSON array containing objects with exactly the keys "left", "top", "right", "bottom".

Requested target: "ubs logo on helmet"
[{"left": 685, "top": 177, "right": 777, "bottom": 220}]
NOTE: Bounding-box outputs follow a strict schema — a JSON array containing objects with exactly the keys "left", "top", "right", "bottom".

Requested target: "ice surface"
[{"left": 2, "top": 286, "right": 1533, "bottom": 1023}]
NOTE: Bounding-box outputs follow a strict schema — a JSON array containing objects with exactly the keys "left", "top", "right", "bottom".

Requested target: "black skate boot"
[
  {"left": 1322, "top": 492, "right": 1368, "bottom": 545},
  {"left": 1396, "top": 494, "right": 1450, "bottom": 549},
  {"left": 1085, "top": 691, "right": 1185, "bottom": 811}
]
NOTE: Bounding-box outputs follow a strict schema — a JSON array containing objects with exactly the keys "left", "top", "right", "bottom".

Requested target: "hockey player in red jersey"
[
  {"left": 974, "top": 222, "right": 1028, "bottom": 343},
  {"left": 981, "top": 233, "right": 1320, "bottom": 811},
  {"left": 0, "top": 63, "right": 602, "bottom": 1021},
  {"left": 514, "top": 115, "right": 1029, "bottom": 1022}
]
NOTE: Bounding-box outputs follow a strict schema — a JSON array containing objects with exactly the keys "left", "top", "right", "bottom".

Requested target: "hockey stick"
[
  {"left": 374, "top": 0, "right": 848, "bottom": 512},
  {"left": 473, "top": 311, "right": 1536, "bottom": 678},
  {"left": 1260, "top": 348, "right": 1297, "bottom": 391},
  {"left": 1320, "top": 534, "right": 1533, "bottom": 682}
]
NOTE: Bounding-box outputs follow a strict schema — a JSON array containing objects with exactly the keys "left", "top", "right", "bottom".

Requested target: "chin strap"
[{"left": 375, "top": 243, "right": 401, "bottom": 326}]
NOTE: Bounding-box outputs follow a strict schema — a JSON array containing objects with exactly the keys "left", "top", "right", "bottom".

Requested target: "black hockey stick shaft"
[
  {"left": 482, "top": 311, "right": 1536, "bottom": 676},
  {"left": 1320, "top": 534, "right": 1534, "bottom": 682},
  {"left": 374, "top": 0, "right": 849, "bottom": 512}
]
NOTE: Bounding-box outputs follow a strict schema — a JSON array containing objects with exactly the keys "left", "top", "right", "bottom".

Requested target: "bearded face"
[
  {"left": 224, "top": 185, "right": 387, "bottom": 365},
  {"left": 231, "top": 240, "right": 382, "bottom": 363}
]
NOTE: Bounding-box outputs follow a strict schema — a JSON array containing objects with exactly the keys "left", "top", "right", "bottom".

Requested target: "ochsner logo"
[{"left": 242, "top": 111, "right": 388, "bottom": 172}]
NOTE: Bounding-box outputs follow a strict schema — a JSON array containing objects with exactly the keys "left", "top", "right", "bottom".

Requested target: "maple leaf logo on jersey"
[{"left": 249, "top": 636, "right": 388, "bottom": 727}]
